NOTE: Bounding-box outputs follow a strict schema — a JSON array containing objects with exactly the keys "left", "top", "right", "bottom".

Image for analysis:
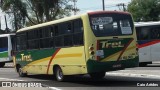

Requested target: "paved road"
[{"left": 1, "top": 62, "right": 160, "bottom": 90}]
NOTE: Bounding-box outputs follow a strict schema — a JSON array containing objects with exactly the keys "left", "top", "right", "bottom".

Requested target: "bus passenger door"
[
  {"left": 138, "top": 43, "right": 151, "bottom": 63},
  {"left": 151, "top": 42, "right": 160, "bottom": 62},
  {"left": 136, "top": 27, "right": 151, "bottom": 63},
  {"left": 150, "top": 27, "right": 160, "bottom": 62}
]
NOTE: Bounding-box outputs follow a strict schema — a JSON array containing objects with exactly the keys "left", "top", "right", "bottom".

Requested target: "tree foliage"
[
  {"left": 127, "top": 0, "right": 160, "bottom": 22},
  {"left": 0, "top": 0, "right": 74, "bottom": 30}
]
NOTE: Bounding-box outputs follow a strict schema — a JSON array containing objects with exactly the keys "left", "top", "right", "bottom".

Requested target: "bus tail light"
[
  {"left": 89, "top": 45, "right": 95, "bottom": 60},
  {"left": 89, "top": 47, "right": 94, "bottom": 51},
  {"left": 90, "top": 51, "right": 95, "bottom": 55}
]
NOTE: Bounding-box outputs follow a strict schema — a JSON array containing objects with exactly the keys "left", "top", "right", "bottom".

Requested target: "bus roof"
[
  {"left": 17, "top": 11, "right": 131, "bottom": 33},
  {"left": 88, "top": 11, "right": 130, "bottom": 15},
  {"left": 17, "top": 15, "right": 82, "bottom": 33},
  {"left": 135, "top": 21, "right": 160, "bottom": 27},
  {"left": 0, "top": 34, "right": 15, "bottom": 38}
]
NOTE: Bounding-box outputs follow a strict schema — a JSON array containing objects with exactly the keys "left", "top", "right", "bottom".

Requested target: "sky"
[
  {"left": 77, "top": 0, "right": 131, "bottom": 13},
  {"left": 0, "top": 0, "right": 131, "bottom": 30}
]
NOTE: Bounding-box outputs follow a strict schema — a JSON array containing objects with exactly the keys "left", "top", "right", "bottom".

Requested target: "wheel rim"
[
  {"left": 57, "top": 68, "right": 63, "bottom": 80},
  {"left": 19, "top": 68, "right": 23, "bottom": 75}
]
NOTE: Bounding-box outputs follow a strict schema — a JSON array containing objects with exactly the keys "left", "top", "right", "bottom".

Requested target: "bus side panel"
[
  {"left": 15, "top": 46, "right": 87, "bottom": 75},
  {"left": 15, "top": 49, "right": 56, "bottom": 74},
  {"left": 51, "top": 46, "right": 87, "bottom": 75},
  {"left": 0, "top": 48, "right": 8, "bottom": 62}
]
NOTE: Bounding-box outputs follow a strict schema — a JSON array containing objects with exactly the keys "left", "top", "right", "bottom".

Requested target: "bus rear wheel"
[
  {"left": 139, "top": 62, "right": 152, "bottom": 67},
  {"left": 54, "top": 66, "right": 65, "bottom": 82},
  {"left": 18, "top": 67, "right": 27, "bottom": 77},
  {"left": 89, "top": 72, "right": 106, "bottom": 79},
  {"left": 0, "top": 62, "right": 5, "bottom": 68}
]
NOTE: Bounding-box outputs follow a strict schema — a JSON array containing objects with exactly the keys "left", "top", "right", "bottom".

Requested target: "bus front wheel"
[
  {"left": 0, "top": 62, "right": 5, "bottom": 68},
  {"left": 54, "top": 66, "right": 65, "bottom": 82},
  {"left": 89, "top": 72, "right": 106, "bottom": 79},
  {"left": 18, "top": 67, "right": 27, "bottom": 77}
]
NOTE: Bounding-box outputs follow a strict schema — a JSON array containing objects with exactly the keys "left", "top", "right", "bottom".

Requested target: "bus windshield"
[
  {"left": 0, "top": 37, "right": 8, "bottom": 48},
  {"left": 89, "top": 13, "right": 134, "bottom": 37}
]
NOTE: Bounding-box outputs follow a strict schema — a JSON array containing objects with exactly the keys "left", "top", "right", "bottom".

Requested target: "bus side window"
[
  {"left": 39, "top": 28, "right": 43, "bottom": 38},
  {"left": 139, "top": 27, "right": 150, "bottom": 40},
  {"left": 55, "top": 25, "right": 59, "bottom": 36},
  {"left": 151, "top": 27, "right": 160, "bottom": 39},
  {"left": 49, "top": 26, "right": 55, "bottom": 47},
  {"left": 66, "top": 22, "right": 72, "bottom": 33},
  {"left": 11, "top": 35, "right": 16, "bottom": 51},
  {"left": 55, "top": 36, "right": 64, "bottom": 47},
  {"left": 21, "top": 34, "right": 27, "bottom": 50},
  {"left": 59, "top": 23, "right": 66, "bottom": 34},
  {"left": 17, "top": 34, "right": 27, "bottom": 51},
  {"left": 27, "top": 30, "right": 39, "bottom": 50},
  {"left": 64, "top": 22, "right": 73, "bottom": 47},
  {"left": 16, "top": 36, "right": 21, "bottom": 51},
  {"left": 73, "top": 19, "right": 83, "bottom": 45},
  {"left": 136, "top": 27, "right": 141, "bottom": 40},
  {"left": 55, "top": 25, "right": 64, "bottom": 47},
  {"left": 50, "top": 26, "right": 54, "bottom": 37},
  {"left": 40, "top": 27, "right": 51, "bottom": 48},
  {"left": 0, "top": 37, "right": 8, "bottom": 48}
]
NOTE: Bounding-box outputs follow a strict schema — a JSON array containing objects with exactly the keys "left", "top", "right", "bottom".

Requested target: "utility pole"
[
  {"left": 4, "top": 15, "right": 9, "bottom": 33},
  {"left": 102, "top": 0, "right": 105, "bottom": 11},
  {"left": 116, "top": 3, "right": 126, "bottom": 11},
  {"left": 0, "top": 0, "right": 3, "bottom": 7},
  {"left": 14, "top": 12, "right": 18, "bottom": 31},
  {"left": 0, "top": 16, "right": 1, "bottom": 30},
  {"left": 4, "top": 15, "right": 8, "bottom": 29},
  {"left": 72, "top": 0, "right": 78, "bottom": 15},
  {"left": 122, "top": 3, "right": 126, "bottom": 11},
  {"left": 0, "top": 0, "right": 3, "bottom": 31},
  {"left": 13, "top": 0, "right": 18, "bottom": 30}
]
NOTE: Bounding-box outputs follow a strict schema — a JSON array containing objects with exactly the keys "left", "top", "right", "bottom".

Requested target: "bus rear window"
[
  {"left": 89, "top": 13, "right": 133, "bottom": 37},
  {"left": 0, "top": 37, "right": 8, "bottom": 48}
]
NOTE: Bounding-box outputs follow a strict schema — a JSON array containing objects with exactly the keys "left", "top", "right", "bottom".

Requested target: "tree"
[
  {"left": 1, "top": 0, "right": 29, "bottom": 30},
  {"left": 26, "top": 0, "right": 73, "bottom": 24},
  {"left": 127, "top": 0, "right": 160, "bottom": 22},
  {"left": 0, "top": 0, "right": 75, "bottom": 30}
]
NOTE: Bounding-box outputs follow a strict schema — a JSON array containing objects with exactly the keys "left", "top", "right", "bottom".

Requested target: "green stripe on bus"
[
  {"left": 98, "top": 38, "right": 133, "bottom": 61},
  {"left": 16, "top": 49, "right": 58, "bottom": 66},
  {"left": 87, "top": 57, "right": 139, "bottom": 73},
  {"left": 0, "top": 52, "right": 8, "bottom": 58}
]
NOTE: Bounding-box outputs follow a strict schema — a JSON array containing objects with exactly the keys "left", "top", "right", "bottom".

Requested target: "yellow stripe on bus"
[
  {"left": 54, "top": 53, "right": 82, "bottom": 59},
  {"left": 23, "top": 53, "right": 82, "bottom": 67},
  {"left": 23, "top": 57, "right": 51, "bottom": 68},
  {"left": 101, "top": 46, "right": 136, "bottom": 62}
]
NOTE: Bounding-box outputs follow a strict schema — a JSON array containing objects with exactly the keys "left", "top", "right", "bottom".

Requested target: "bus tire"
[
  {"left": 0, "top": 62, "right": 5, "bottom": 68},
  {"left": 89, "top": 72, "right": 105, "bottom": 79},
  {"left": 54, "top": 66, "right": 65, "bottom": 82},
  {"left": 18, "top": 66, "right": 27, "bottom": 77}
]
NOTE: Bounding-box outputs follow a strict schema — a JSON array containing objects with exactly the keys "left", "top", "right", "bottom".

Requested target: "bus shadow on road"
[
  {"left": 24, "top": 74, "right": 160, "bottom": 87},
  {"left": 146, "top": 64, "right": 160, "bottom": 67},
  {"left": 2, "top": 66, "right": 14, "bottom": 68}
]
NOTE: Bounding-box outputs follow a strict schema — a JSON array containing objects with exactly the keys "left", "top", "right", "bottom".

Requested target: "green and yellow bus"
[
  {"left": 13, "top": 11, "right": 139, "bottom": 81},
  {"left": 0, "top": 34, "right": 15, "bottom": 67}
]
